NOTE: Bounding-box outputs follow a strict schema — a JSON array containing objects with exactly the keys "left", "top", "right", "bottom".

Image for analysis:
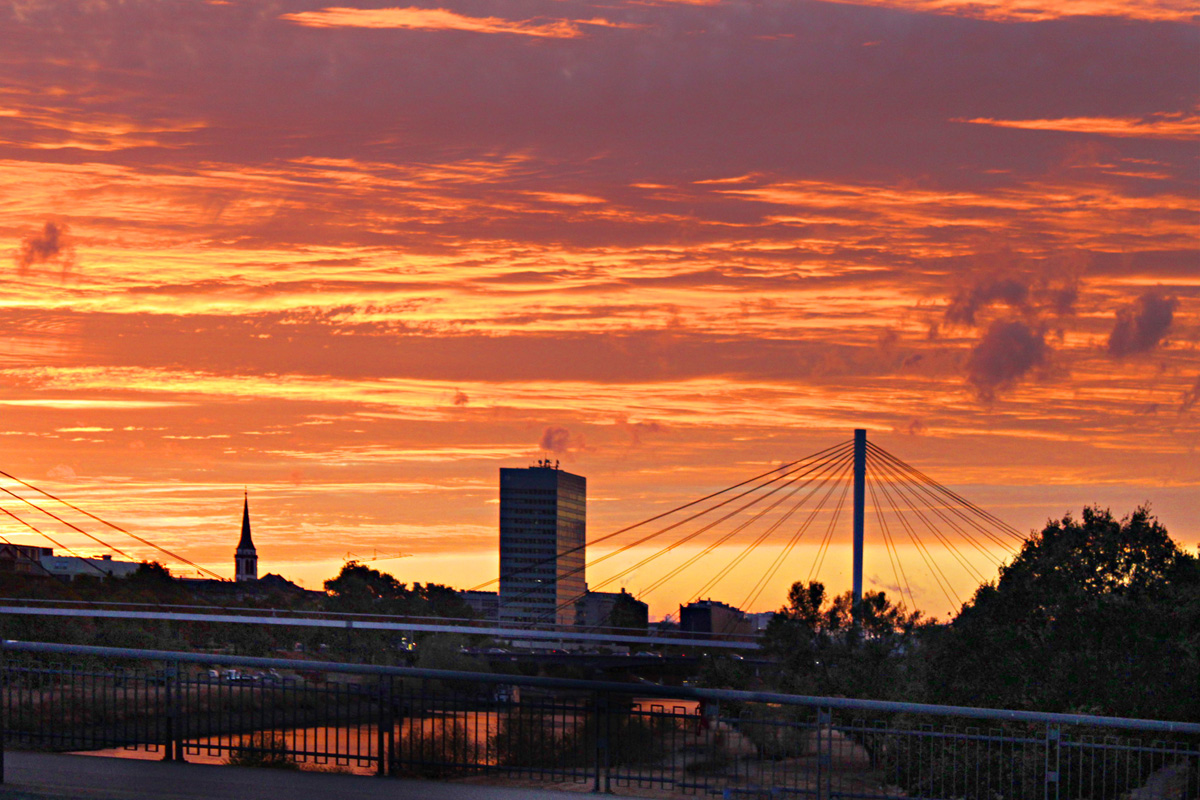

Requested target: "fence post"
[
  {"left": 593, "top": 692, "right": 610, "bottom": 794},
  {"left": 1044, "top": 723, "right": 1060, "bottom": 800},
  {"left": 377, "top": 676, "right": 393, "bottom": 777},
  {"left": 0, "top": 638, "right": 6, "bottom": 784},
  {"left": 162, "top": 661, "right": 184, "bottom": 762},
  {"left": 816, "top": 707, "right": 832, "bottom": 800}
]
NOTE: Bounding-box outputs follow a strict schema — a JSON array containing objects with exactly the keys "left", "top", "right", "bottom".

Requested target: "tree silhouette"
[
  {"left": 931, "top": 506, "right": 1200, "bottom": 720},
  {"left": 763, "top": 580, "right": 924, "bottom": 698}
]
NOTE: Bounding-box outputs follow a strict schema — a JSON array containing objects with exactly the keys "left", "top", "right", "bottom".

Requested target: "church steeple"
[{"left": 234, "top": 491, "right": 257, "bottom": 582}]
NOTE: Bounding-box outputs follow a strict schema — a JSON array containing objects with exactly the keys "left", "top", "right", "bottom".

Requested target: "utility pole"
[{"left": 852, "top": 428, "right": 866, "bottom": 614}]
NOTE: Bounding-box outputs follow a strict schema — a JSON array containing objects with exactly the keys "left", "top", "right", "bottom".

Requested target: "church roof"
[{"left": 237, "top": 492, "right": 255, "bottom": 551}]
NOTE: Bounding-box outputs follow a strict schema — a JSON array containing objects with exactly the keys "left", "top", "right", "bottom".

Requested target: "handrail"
[
  {"left": 0, "top": 597, "right": 753, "bottom": 647},
  {"left": 5, "top": 640, "right": 1199, "bottom": 735},
  {"left": 0, "top": 606, "right": 755, "bottom": 649}
]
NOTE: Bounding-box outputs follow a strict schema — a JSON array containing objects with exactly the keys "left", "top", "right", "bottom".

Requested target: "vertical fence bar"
[
  {"left": 1044, "top": 723, "right": 1060, "bottom": 800},
  {"left": 378, "top": 675, "right": 393, "bottom": 777},
  {"left": 162, "top": 662, "right": 174, "bottom": 761},
  {"left": 174, "top": 661, "right": 185, "bottom": 762},
  {"left": 817, "top": 706, "right": 832, "bottom": 800},
  {"left": 593, "top": 692, "right": 610, "bottom": 794},
  {"left": 0, "top": 638, "right": 5, "bottom": 785}
]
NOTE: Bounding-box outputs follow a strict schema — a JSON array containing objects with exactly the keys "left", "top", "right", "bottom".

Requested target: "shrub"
[
  {"left": 491, "top": 701, "right": 677, "bottom": 769},
  {"left": 225, "top": 732, "right": 299, "bottom": 770},
  {"left": 393, "top": 717, "right": 475, "bottom": 778}
]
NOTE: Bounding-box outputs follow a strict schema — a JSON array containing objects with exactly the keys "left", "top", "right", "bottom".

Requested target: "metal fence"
[{"left": 2, "top": 640, "right": 1197, "bottom": 799}]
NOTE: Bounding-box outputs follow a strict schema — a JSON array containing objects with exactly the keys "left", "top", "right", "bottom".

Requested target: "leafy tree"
[
  {"left": 930, "top": 506, "right": 1200, "bottom": 720},
  {"left": 762, "top": 580, "right": 924, "bottom": 699},
  {"left": 130, "top": 561, "right": 175, "bottom": 585},
  {"left": 324, "top": 562, "right": 406, "bottom": 613},
  {"left": 323, "top": 562, "right": 472, "bottom": 619},
  {"left": 408, "top": 582, "right": 474, "bottom": 620}
]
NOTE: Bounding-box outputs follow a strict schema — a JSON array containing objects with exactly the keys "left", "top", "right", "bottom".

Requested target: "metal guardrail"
[
  {"left": 2, "top": 640, "right": 1197, "bottom": 798},
  {"left": 0, "top": 600, "right": 758, "bottom": 650}
]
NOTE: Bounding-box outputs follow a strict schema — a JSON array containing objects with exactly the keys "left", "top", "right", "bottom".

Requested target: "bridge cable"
[
  {"left": 866, "top": 443, "right": 1019, "bottom": 554},
  {"left": 685, "top": 448, "right": 855, "bottom": 603},
  {"left": 866, "top": 476, "right": 919, "bottom": 613},
  {"left": 797, "top": 460, "right": 854, "bottom": 603},
  {"left": 739, "top": 457, "right": 853, "bottom": 614},
  {"left": 870, "top": 463, "right": 959, "bottom": 612},
  {"left": 806, "top": 472, "right": 845, "bottom": 585},
  {"left": 0, "top": 501, "right": 118, "bottom": 580},
  {"left": 866, "top": 452, "right": 1010, "bottom": 569},
  {"left": 0, "top": 484, "right": 141, "bottom": 562},
  {"left": 865, "top": 456, "right": 992, "bottom": 585},
  {"left": 629, "top": 446, "right": 855, "bottom": 599},
  {"left": 867, "top": 456, "right": 988, "bottom": 587},
  {"left": 717, "top": 459, "right": 852, "bottom": 636},
  {"left": 805, "top": 456, "right": 858, "bottom": 586},
  {"left": 0, "top": 529, "right": 92, "bottom": 584},
  {"left": 861, "top": 445, "right": 1025, "bottom": 543},
  {"left": 0, "top": 470, "right": 227, "bottom": 581}
]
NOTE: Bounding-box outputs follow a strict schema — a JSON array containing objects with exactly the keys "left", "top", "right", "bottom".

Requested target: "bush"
[
  {"left": 225, "top": 732, "right": 299, "bottom": 770},
  {"left": 491, "top": 701, "right": 677, "bottom": 769},
  {"left": 393, "top": 717, "right": 475, "bottom": 778},
  {"left": 491, "top": 704, "right": 582, "bottom": 768},
  {"left": 737, "top": 706, "right": 813, "bottom": 760}
]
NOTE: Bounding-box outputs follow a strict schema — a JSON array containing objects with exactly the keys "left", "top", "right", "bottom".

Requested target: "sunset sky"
[{"left": 1, "top": 0, "right": 1196, "bottom": 620}]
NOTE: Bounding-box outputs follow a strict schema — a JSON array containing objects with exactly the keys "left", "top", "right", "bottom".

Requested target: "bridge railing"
[
  {"left": 2, "top": 640, "right": 1197, "bottom": 799},
  {"left": 0, "top": 599, "right": 759, "bottom": 649}
]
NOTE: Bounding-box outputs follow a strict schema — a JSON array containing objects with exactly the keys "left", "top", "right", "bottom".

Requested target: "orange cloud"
[
  {"left": 826, "top": 0, "right": 1196, "bottom": 22},
  {"left": 0, "top": 96, "right": 205, "bottom": 152},
  {"left": 281, "top": 6, "right": 600, "bottom": 37},
  {"left": 956, "top": 113, "right": 1200, "bottom": 140}
]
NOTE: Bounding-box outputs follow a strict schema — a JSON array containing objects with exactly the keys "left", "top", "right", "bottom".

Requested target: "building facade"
[
  {"left": 460, "top": 589, "right": 499, "bottom": 622},
  {"left": 0, "top": 543, "right": 52, "bottom": 575},
  {"left": 575, "top": 588, "right": 649, "bottom": 632},
  {"left": 679, "top": 599, "right": 755, "bottom": 638},
  {"left": 42, "top": 553, "right": 140, "bottom": 580},
  {"left": 498, "top": 463, "right": 586, "bottom": 627}
]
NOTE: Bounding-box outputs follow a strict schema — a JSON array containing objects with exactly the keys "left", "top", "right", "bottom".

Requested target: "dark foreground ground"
[{"left": 0, "top": 751, "right": 622, "bottom": 800}]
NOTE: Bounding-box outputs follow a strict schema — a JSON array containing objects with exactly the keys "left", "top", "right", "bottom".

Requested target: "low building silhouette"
[
  {"left": 679, "top": 599, "right": 754, "bottom": 638},
  {"left": 460, "top": 590, "right": 499, "bottom": 621},
  {"left": 0, "top": 544, "right": 51, "bottom": 575},
  {"left": 575, "top": 588, "right": 648, "bottom": 632}
]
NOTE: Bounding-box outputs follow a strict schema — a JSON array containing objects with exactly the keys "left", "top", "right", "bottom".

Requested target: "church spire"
[
  {"left": 234, "top": 490, "right": 257, "bottom": 582},
  {"left": 237, "top": 490, "right": 254, "bottom": 551}
]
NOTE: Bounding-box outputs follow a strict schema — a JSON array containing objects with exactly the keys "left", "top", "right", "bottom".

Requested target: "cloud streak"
[
  {"left": 831, "top": 0, "right": 1198, "bottom": 22},
  {"left": 957, "top": 112, "right": 1200, "bottom": 141},
  {"left": 279, "top": 6, "right": 629, "bottom": 38}
]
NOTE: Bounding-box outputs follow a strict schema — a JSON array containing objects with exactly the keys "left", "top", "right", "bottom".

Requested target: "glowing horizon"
[{"left": 0, "top": 0, "right": 1195, "bottom": 621}]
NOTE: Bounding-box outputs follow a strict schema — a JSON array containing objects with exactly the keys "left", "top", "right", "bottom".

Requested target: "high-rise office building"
[{"left": 498, "top": 463, "right": 586, "bottom": 627}]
